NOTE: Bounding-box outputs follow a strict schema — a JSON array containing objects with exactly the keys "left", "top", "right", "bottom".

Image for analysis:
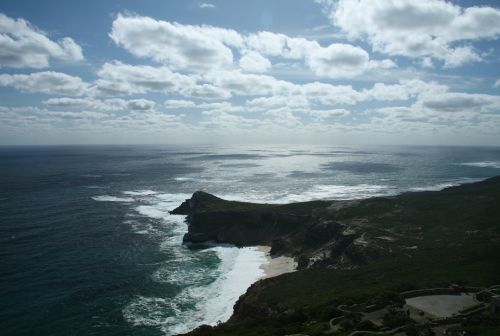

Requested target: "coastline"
[{"left": 256, "top": 245, "right": 297, "bottom": 279}]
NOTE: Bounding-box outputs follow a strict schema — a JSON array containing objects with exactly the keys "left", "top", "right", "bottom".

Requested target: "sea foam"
[
  {"left": 123, "top": 190, "right": 158, "bottom": 196},
  {"left": 122, "top": 191, "right": 268, "bottom": 335},
  {"left": 460, "top": 161, "right": 500, "bottom": 169},
  {"left": 127, "top": 246, "right": 268, "bottom": 335},
  {"left": 92, "top": 195, "right": 134, "bottom": 202},
  {"left": 218, "top": 183, "right": 397, "bottom": 204},
  {"left": 409, "top": 178, "right": 484, "bottom": 192}
]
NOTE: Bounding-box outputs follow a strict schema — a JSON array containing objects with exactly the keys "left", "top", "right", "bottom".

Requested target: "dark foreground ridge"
[{"left": 171, "top": 176, "right": 500, "bottom": 336}]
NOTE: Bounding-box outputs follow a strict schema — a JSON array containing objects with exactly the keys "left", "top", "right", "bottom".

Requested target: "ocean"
[{"left": 1, "top": 144, "right": 500, "bottom": 336}]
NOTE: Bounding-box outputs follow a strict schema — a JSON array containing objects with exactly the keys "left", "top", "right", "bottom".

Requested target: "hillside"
[{"left": 171, "top": 176, "right": 500, "bottom": 335}]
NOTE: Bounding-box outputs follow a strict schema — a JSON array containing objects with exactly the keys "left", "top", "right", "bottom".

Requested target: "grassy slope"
[
  {"left": 187, "top": 243, "right": 500, "bottom": 336},
  {"left": 201, "top": 198, "right": 330, "bottom": 215},
  {"left": 185, "top": 177, "right": 500, "bottom": 336}
]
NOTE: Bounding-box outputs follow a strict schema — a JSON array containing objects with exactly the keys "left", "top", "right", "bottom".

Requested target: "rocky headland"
[{"left": 171, "top": 176, "right": 500, "bottom": 336}]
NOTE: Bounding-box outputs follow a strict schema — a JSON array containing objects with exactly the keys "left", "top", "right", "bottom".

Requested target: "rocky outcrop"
[
  {"left": 170, "top": 191, "right": 389, "bottom": 266},
  {"left": 183, "top": 211, "right": 311, "bottom": 246},
  {"left": 171, "top": 192, "right": 317, "bottom": 248},
  {"left": 172, "top": 175, "right": 500, "bottom": 267},
  {"left": 169, "top": 191, "right": 223, "bottom": 215},
  {"left": 181, "top": 176, "right": 500, "bottom": 336}
]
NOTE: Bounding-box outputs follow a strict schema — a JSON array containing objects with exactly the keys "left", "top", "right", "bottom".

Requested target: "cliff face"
[
  {"left": 181, "top": 176, "right": 500, "bottom": 336},
  {"left": 170, "top": 191, "right": 321, "bottom": 249},
  {"left": 172, "top": 176, "right": 500, "bottom": 270},
  {"left": 170, "top": 190, "right": 399, "bottom": 268},
  {"left": 183, "top": 211, "right": 310, "bottom": 246}
]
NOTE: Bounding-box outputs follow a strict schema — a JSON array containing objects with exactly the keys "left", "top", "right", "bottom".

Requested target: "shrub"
[
  {"left": 382, "top": 310, "right": 411, "bottom": 329},
  {"left": 356, "top": 320, "right": 378, "bottom": 331}
]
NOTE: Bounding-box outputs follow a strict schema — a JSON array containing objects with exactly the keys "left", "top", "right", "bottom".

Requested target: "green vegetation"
[
  {"left": 187, "top": 243, "right": 500, "bottom": 335},
  {"left": 195, "top": 193, "right": 330, "bottom": 215},
  {"left": 182, "top": 177, "right": 500, "bottom": 335}
]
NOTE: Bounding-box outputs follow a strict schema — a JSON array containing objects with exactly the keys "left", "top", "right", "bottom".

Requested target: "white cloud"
[
  {"left": 301, "top": 82, "right": 361, "bottom": 105},
  {"left": 419, "top": 92, "right": 500, "bottom": 113},
  {"left": 306, "top": 43, "right": 370, "bottom": 77},
  {"left": 43, "top": 97, "right": 128, "bottom": 111},
  {"left": 244, "top": 32, "right": 322, "bottom": 61},
  {"left": 420, "top": 57, "right": 434, "bottom": 68},
  {"left": 494, "top": 79, "right": 500, "bottom": 88},
  {"left": 317, "top": 0, "right": 500, "bottom": 67},
  {"left": 199, "top": 2, "right": 216, "bottom": 9},
  {"left": 374, "top": 91, "right": 500, "bottom": 129},
  {"left": 127, "top": 99, "right": 155, "bottom": 110},
  {"left": 94, "top": 61, "right": 233, "bottom": 100},
  {"left": 245, "top": 32, "right": 291, "bottom": 57},
  {"left": 109, "top": 14, "right": 236, "bottom": 71},
  {"left": 109, "top": 13, "right": 391, "bottom": 78},
  {"left": 442, "top": 46, "right": 481, "bottom": 68},
  {"left": 45, "top": 111, "right": 108, "bottom": 120},
  {"left": 200, "top": 110, "right": 266, "bottom": 129},
  {"left": 362, "top": 79, "right": 448, "bottom": 101},
  {"left": 245, "top": 31, "right": 392, "bottom": 77},
  {"left": 203, "top": 70, "right": 297, "bottom": 96},
  {"left": 180, "top": 83, "right": 232, "bottom": 100},
  {"left": 0, "top": 13, "right": 84, "bottom": 68},
  {"left": 164, "top": 100, "right": 197, "bottom": 109},
  {"left": 0, "top": 71, "right": 88, "bottom": 96},
  {"left": 246, "top": 95, "right": 309, "bottom": 110},
  {"left": 94, "top": 61, "right": 195, "bottom": 96},
  {"left": 307, "top": 108, "right": 350, "bottom": 121},
  {"left": 239, "top": 50, "right": 271, "bottom": 73}
]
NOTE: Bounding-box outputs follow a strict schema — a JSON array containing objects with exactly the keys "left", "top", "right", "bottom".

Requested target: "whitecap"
[
  {"left": 194, "top": 246, "right": 266, "bottom": 324},
  {"left": 409, "top": 178, "right": 484, "bottom": 192},
  {"left": 81, "top": 174, "right": 102, "bottom": 178},
  {"left": 173, "top": 177, "right": 197, "bottom": 182},
  {"left": 124, "top": 245, "right": 267, "bottom": 335},
  {"left": 282, "top": 184, "right": 397, "bottom": 202},
  {"left": 92, "top": 195, "right": 134, "bottom": 202},
  {"left": 123, "top": 190, "right": 158, "bottom": 196},
  {"left": 136, "top": 205, "right": 169, "bottom": 219},
  {"left": 459, "top": 161, "right": 500, "bottom": 169},
  {"left": 219, "top": 184, "right": 397, "bottom": 204}
]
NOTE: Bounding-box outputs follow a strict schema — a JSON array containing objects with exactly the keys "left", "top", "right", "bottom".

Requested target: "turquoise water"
[{"left": 1, "top": 144, "right": 500, "bottom": 336}]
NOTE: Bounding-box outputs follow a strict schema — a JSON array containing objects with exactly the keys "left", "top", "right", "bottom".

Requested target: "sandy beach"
[{"left": 257, "top": 246, "right": 297, "bottom": 279}]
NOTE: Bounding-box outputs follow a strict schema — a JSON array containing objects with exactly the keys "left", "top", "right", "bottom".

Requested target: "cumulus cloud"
[
  {"left": 94, "top": 61, "right": 195, "bottom": 96},
  {"left": 306, "top": 43, "right": 370, "bottom": 77},
  {"left": 317, "top": 0, "right": 500, "bottom": 67},
  {"left": 246, "top": 95, "right": 309, "bottom": 110},
  {"left": 109, "top": 13, "right": 392, "bottom": 78},
  {"left": 203, "top": 70, "right": 297, "bottom": 96},
  {"left": 494, "top": 80, "right": 500, "bottom": 88},
  {"left": 45, "top": 111, "right": 108, "bottom": 120},
  {"left": 180, "top": 83, "right": 232, "bottom": 100},
  {"left": 164, "top": 100, "right": 197, "bottom": 109},
  {"left": 243, "top": 32, "right": 394, "bottom": 77},
  {"left": 0, "top": 105, "right": 187, "bottom": 143},
  {"left": 0, "top": 13, "right": 84, "bottom": 68},
  {"left": 307, "top": 108, "right": 350, "bottom": 121},
  {"left": 0, "top": 71, "right": 88, "bottom": 96},
  {"left": 374, "top": 91, "right": 500, "bottom": 130},
  {"left": 239, "top": 50, "right": 271, "bottom": 73},
  {"left": 199, "top": 2, "right": 216, "bottom": 9},
  {"left": 109, "top": 14, "right": 236, "bottom": 71},
  {"left": 301, "top": 82, "right": 361, "bottom": 105},
  {"left": 362, "top": 79, "right": 448, "bottom": 101},
  {"left": 419, "top": 92, "right": 500, "bottom": 113},
  {"left": 127, "top": 99, "right": 155, "bottom": 110},
  {"left": 43, "top": 97, "right": 128, "bottom": 111}
]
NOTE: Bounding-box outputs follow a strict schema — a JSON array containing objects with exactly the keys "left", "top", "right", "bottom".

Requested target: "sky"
[{"left": 0, "top": 0, "right": 499, "bottom": 146}]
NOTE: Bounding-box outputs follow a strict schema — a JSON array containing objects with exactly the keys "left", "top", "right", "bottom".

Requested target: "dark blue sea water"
[{"left": 1, "top": 144, "right": 500, "bottom": 336}]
